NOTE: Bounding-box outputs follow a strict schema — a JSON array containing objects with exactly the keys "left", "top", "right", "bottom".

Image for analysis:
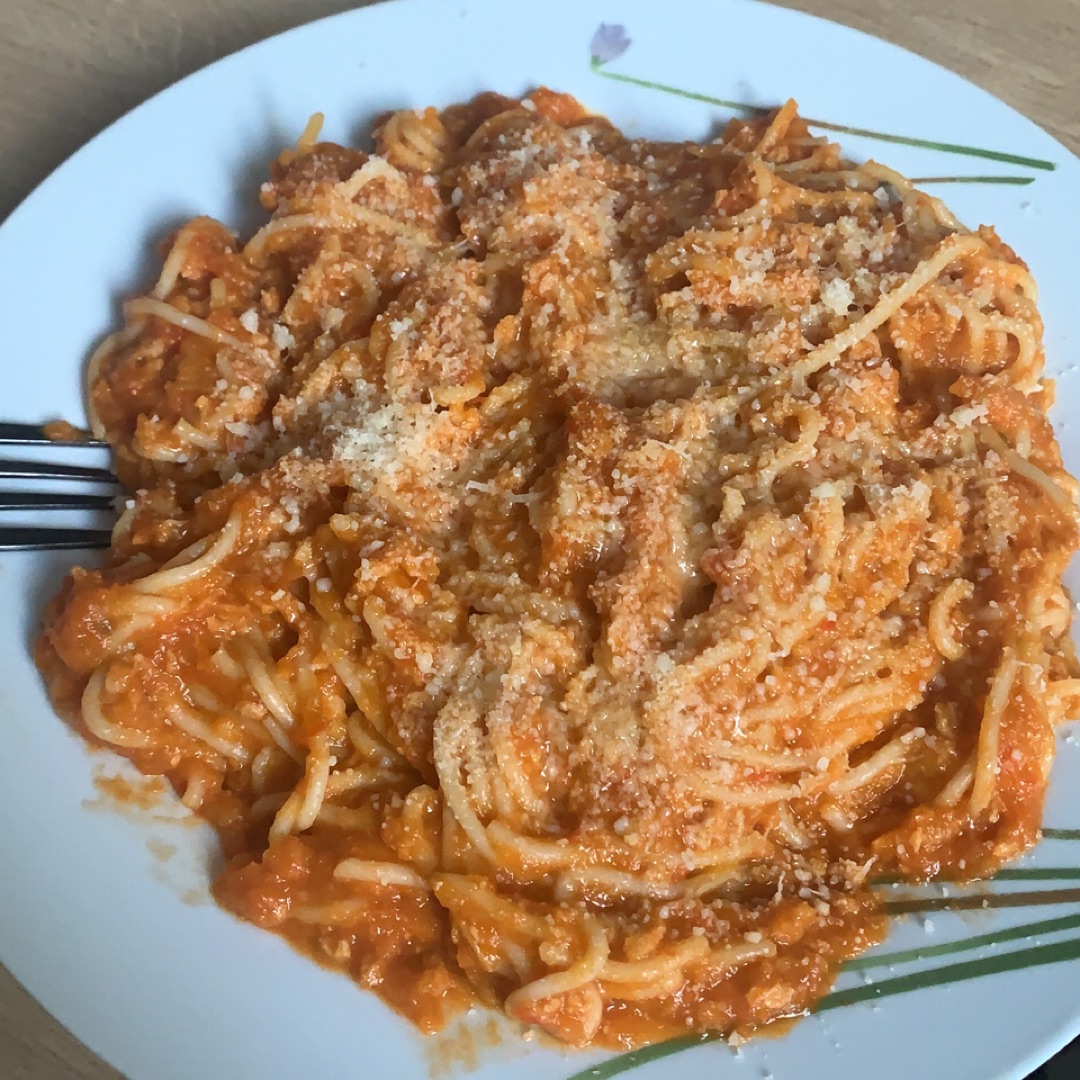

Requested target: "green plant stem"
[
  {"left": 817, "top": 936, "right": 1080, "bottom": 1011},
  {"left": 846, "top": 912, "right": 1080, "bottom": 972},
  {"left": 591, "top": 61, "right": 1056, "bottom": 171},
  {"left": 911, "top": 175, "right": 1034, "bottom": 185}
]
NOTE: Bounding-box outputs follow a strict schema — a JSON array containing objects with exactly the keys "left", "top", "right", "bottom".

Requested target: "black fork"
[{"left": 0, "top": 422, "right": 117, "bottom": 551}]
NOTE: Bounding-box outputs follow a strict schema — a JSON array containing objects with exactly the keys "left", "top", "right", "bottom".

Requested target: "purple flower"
[{"left": 590, "top": 23, "right": 631, "bottom": 65}]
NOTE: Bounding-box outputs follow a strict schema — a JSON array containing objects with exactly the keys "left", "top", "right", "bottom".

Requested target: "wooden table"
[{"left": 1, "top": 0, "right": 1078, "bottom": 1076}]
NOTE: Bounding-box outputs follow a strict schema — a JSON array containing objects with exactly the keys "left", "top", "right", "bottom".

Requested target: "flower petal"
[{"left": 590, "top": 23, "right": 631, "bottom": 65}]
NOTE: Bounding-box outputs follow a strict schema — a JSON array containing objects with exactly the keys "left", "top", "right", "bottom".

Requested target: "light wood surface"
[{"left": 1, "top": 0, "right": 1077, "bottom": 1076}]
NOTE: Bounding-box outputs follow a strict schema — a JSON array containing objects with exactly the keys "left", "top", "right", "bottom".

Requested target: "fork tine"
[
  {"left": 0, "top": 526, "right": 113, "bottom": 552},
  {"left": 0, "top": 458, "right": 117, "bottom": 483},
  {"left": 0, "top": 491, "right": 118, "bottom": 511},
  {"left": 0, "top": 422, "right": 106, "bottom": 447},
  {"left": 0, "top": 421, "right": 118, "bottom": 549}
]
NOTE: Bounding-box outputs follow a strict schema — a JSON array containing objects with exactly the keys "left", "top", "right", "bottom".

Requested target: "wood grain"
[{"left": 0, "top": 0, "right": 1076, "bottom": 1076}]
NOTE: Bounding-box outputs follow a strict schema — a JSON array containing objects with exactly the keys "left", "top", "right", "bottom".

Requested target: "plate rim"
[{"left": 1, "top": 2, "right": 1079, "bottom": 1079}]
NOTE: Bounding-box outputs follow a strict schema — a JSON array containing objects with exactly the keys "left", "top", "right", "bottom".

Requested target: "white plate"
[{"left": 1, "top": 2, "right": 1079, "bottom": 1078}]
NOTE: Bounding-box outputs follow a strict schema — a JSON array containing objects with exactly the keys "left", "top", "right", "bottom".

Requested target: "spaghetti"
[{"left": 37, "top": 90, "right": 1080, "bottom": 1048}]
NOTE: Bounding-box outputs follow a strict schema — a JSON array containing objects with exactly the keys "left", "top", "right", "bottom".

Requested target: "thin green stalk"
[
  {"left": 591, "top": 62, "right": 1056, "bottom": 171},
  {"left": 564, "top": 1033, "right": 721, "bottom": 1080},
  {"left": 1044, "top": 829, "right": 1080, "bottom": 841},
  {"left": 992, "top": 868, "right": 1080, "bottom": 882},
  {"left": 804, "top": 118, "right": 1054, "bottom": 171},
  {"left": 845, "top": 912, "right": 1080, "bottom": 972},
  {"left": 816, "top": 936, "right": 1080, "bottom": 1011},
  {"left": 590, "top": 60, "right": 766, "bottom": 114},
  {"left": 872, "top": 867, "right": 1080, "bottom": 887},
  {"left": 910, "top": 175, "right": 1035, "bottom": 185},
  {"left": 565, "top": 934, "right": 1080, "bottom": 1078},
  {"left": 886, "top": 887, "right": 1080, "bottom": 914}
]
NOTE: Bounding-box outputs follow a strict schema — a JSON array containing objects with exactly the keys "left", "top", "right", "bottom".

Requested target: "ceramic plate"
[{"left": 1, "top": 2, "right": 1078, "bottom": 1078}]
